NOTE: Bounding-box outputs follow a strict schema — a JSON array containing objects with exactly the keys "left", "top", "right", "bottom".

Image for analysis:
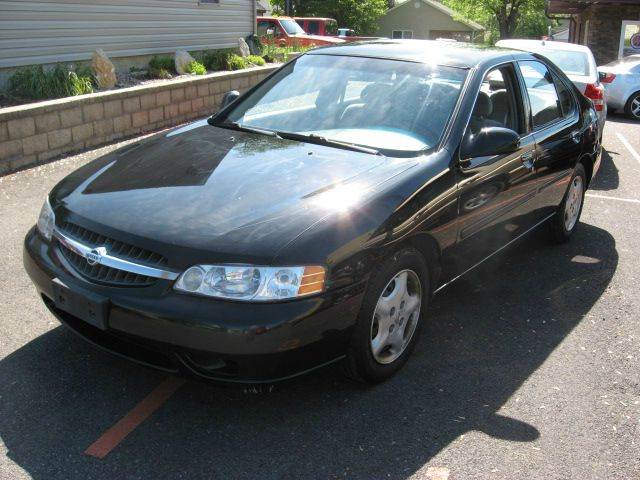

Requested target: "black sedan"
[{"left": 23, "top": 41, "right": 601, "bottom": 384}]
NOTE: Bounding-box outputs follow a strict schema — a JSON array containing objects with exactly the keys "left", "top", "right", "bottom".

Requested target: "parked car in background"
[
  {"left": 294, "top": 17, "right": 338, "bottom": 36},
  {"left": 336, "top": 28, "right": 381, "bottom": 42},
  {"left": 496, "top": 39, "right": 606, "bottom": 140},
  {"left": 338, "top": 28, "right": 356, "bottom": 37},
  {"left": 257, "top": 16, "right": 343, "bottom": 48},
  {"left": 293, "top": 20, "right": 378, "bottom": 42},
  {"left": 597, "top": 56, "right": 640, "bottom": 119},
  {"left": 24, "top": 41, "right": 600, "bottom": 384}
]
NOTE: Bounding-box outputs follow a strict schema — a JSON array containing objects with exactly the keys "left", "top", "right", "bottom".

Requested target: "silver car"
[
  {"left": 496, "top": 39, "right": 606, "bottom": 140},
  {"left": 598, "top": 55, "right": 640, "bottom": 119}
]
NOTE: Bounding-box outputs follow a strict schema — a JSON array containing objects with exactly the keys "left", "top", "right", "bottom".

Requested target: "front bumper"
[{"left": 23, "top": 227, "right": 365, "bottom": 382}]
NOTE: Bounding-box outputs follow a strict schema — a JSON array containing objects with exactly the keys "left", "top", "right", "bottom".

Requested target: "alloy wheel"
[
  {"left": 370, "top": 269, "right": 422, "bottom": 364},
  {"left": 632, "top": 95, "right": 640, "bottom": 119},
  {"left": 564, "top": 175, "right": 583, "bottom": 232}
]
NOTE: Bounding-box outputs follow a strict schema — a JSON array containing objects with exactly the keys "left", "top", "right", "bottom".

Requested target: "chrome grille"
[{"left": 56, "top": 221, "right": 168, "bottom": 287}]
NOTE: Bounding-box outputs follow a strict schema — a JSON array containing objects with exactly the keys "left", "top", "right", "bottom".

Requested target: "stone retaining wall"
[{"left": 0, "top": 65, "right": 278, "bottom": 175}]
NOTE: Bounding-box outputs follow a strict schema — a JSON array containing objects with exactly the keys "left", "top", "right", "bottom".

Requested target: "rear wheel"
[
  {"left": 624, "top": 91, "right": 640, "bottom": 120},
  {"left": 550, "top": 163, "right": 586, "bottom": 243},
  {"left": 344, "top": 248, "right": 429, "bottom": 383}
]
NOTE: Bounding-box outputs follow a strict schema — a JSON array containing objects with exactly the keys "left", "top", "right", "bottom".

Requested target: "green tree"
[
  {"left": 441, "top": 0, "right": 551, "bottom": 42},
  {"left": 269, "top": 0, "right": 387, "bottom": 35}
]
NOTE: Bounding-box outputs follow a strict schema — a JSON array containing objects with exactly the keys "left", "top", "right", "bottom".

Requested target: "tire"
[
  {"left": 624, "top": 91, "right": 640, "bottom": 120},
  {"left": 549, "top": 163, "right": 586, "bottom": 243},
  {"left": 343, "top": 248, "right": 430, "bottom": 384}
]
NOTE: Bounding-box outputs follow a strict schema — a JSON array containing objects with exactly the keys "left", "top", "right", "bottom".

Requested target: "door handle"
[
  {"left": 570, "top": 130, "right": 581, "bottom": 143},
  {"left": 520, "top": 151, "right": 535, "bottom": 171}
]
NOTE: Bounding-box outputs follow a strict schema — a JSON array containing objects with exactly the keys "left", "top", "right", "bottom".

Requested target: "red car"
[
  {"left": 294, "top": 17, "right": 338, "bottom": 36},
  {"left": 257, "top": 17, "right": 343, "bottom": 47}
]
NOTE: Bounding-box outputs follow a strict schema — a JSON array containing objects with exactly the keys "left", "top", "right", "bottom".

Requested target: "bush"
[
  {"left": 246, "top": 55, "right": 266, "bottom": 66},
  {"left": 186, "top": 60, "right": 207, "bottom": 75},
  {"left": 200, "top": 49, "right": 235, "bottom": 71},
  {"left": 260, "top": 42, "right": 311, "bottom": 63},
  {"left": 8, "top": 64, "right": 93, "bottom": 101},
  {"left": 227, "top": 54, "right": 249, "bottom": 71},
  {"left": 148, "top": 56, "right": 175, "bottom": 78}
]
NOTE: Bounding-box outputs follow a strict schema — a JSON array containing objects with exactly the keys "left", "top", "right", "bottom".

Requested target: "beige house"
[
  {"left": 376, "top": 0, "right": 483, "bottom": 42},
  {"left": 0, "top": 0, "right": 256, "bottom": 85}
]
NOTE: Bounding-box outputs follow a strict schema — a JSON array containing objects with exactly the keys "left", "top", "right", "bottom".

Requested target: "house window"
[{"left": 392, "top": 30, "right": 413, "bottom": 39}]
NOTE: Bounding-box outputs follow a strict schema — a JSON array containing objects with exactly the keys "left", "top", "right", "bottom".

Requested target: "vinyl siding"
[
  {"left": 0, "top": 0, "right": 255, "bottom": 68},
  {"left": 376, "top": 0, "right": 478, "bottom": 40}
]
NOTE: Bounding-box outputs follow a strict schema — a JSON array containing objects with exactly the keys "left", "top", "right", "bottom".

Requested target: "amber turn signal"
[{"left": 298, "top": 266, "right": 326, "bottom": 295}]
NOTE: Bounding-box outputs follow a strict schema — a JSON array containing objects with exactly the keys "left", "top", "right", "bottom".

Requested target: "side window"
[
  {"left": 257, "top": 21, "right": 271, "bottom": 36},
  {"left": 518, "top": 61, "right": 562, "bottom": 128},
  {"left": 552, "top": 72, "right": 577, "bottom": 117},
  {"left": 308, "top": 21, "right": 319, "bottom": 34},
  {"left": 272, "top": 22, "right": 283, "bottom": 36},
  {"left": 468, "top": 65, "right": 522, "bottom": 135}
]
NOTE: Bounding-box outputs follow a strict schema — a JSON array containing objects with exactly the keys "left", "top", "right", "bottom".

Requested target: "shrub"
[
  {"left": 260, "top": 42, "right": 311, "bottom": 63},
  {"left": 68, "top": 72, "right": 94, "bottom": 96},
  {"left": 246, "top": 55, "right": 266, "bottom": 66},
  {"left": 187, "top": 60, "right": 207, "bottom": 75},
  {"left": 200, "top": 49, "right": 235, "bottom": 71},
  {"left": 227, "top": 54, "right": 249, "bottom": 71},
  {"left": 8, "top": 64, "right": 93, "bottom": 101},
  {"left": 148, "top": 56, "right": 175, "bottom": 78}
]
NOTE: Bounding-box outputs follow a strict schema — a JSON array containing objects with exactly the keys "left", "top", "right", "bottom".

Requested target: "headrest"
[
  {"left": 473, "top": 91, "right": 493, "bottom": 117},
  {"left": 491, "top": 90, "right": 509, "bottom": 101}
]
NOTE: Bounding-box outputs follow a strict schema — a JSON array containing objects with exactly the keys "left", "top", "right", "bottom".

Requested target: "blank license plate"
[{"left": 52, "top": 278, "right": 109, "bottom": 330}]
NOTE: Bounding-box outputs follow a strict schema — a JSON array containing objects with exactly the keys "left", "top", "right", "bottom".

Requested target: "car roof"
[
  {"left": 294, "top": 17, "right": 335, "bottom": 21},
  {"left": 307, "top": 39, "right": 534, "bottom": 68},
  {"left": 496, "top": 39, "right": 594, "bottom": 55}
]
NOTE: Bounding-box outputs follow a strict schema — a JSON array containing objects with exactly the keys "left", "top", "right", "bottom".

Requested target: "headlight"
[
  {"left": 174, "top": 264, "right": 326, "bottom": 301},
  {"left": 36, "top": 197, "right": 55, "bottom": 241}
]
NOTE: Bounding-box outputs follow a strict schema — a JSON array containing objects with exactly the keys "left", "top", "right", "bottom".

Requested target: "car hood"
[{"left": 51, "top": 120, "right": 417, "bottom": 264}]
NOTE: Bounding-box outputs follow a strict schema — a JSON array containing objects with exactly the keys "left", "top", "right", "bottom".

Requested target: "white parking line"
[
  {"left": 586, "top": 193, "right": 640, "bottom": 204},
  {"left": 615, "top": 132, "right": 640, "bottom": 164}
]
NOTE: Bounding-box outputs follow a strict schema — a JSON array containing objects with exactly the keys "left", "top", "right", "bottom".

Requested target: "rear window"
[{"left": 538, "top": 50, "right": 590, "bottom": 76}]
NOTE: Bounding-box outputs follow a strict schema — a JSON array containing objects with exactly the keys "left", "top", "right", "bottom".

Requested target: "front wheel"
[
  {"left": 550, "top": 163, "right": 586, "bottom": 243},
  {"left": 624, "top": 91, "right": 640, "bottom": 120},
  {"left": 343, "top": 248, "right": 429, "bottom": 383}
]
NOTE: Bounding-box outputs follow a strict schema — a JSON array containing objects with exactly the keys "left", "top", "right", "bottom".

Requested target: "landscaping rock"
[
  {"left": 91, "top": 49, "right": 117, "bottom": 89},
  {"left": 238, "top": 38, "right": 251, "bottom": 57},
  {"left": 175, "top": 50, "right": 196, "bottom": 75}
]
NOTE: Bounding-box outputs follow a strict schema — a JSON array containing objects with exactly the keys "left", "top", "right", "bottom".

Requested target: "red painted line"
[{"left": 84, "top": 376, "right": 186, "bottom": 459}]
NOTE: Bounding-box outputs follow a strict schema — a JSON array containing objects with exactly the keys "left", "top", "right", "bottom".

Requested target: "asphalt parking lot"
[{"left": 1, "top": 115, "right": 639, "bottom": 480}]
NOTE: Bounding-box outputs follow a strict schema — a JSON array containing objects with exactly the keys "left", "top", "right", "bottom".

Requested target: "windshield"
[
  {"left": 223, "top": 54, "right": 467, "bottom": 154},
  {"left": 538, "top": 50, "right": 591, "bottom": 76},
  {"left": 280, "top": 19, "right": 306, "bottom": 35}
]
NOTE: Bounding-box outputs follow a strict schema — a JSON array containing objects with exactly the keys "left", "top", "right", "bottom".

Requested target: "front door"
[{"left": 451, "top": 63, "right": 540, "bottom": 276}]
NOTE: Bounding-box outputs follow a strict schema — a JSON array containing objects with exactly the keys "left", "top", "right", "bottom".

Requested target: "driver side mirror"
[
  {"left": 220, "top": 90, "right": 240, "bottom": 111},
  {"left": 460, "top": 126, "right": 520, "bottom": 160}
]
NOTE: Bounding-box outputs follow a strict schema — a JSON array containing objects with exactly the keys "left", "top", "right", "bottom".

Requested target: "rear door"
[{"left": 516, "top": 60, "right": 583, "bottom": 220}]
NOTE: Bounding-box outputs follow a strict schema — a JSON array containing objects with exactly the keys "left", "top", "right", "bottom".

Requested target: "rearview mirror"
[
  {"left": 460, "top": 126, "right": 520, "bottom": 159},
  {"left": 220, "top": 90, "right": 240, "bottom": 110}
]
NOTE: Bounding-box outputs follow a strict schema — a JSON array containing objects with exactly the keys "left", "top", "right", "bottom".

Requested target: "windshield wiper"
[
  {"left": 213, "top": 121, "right": 279, "bottom": 137},
  {"left": 275, "top": 131, "right": 381, "bottom": 155}
]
